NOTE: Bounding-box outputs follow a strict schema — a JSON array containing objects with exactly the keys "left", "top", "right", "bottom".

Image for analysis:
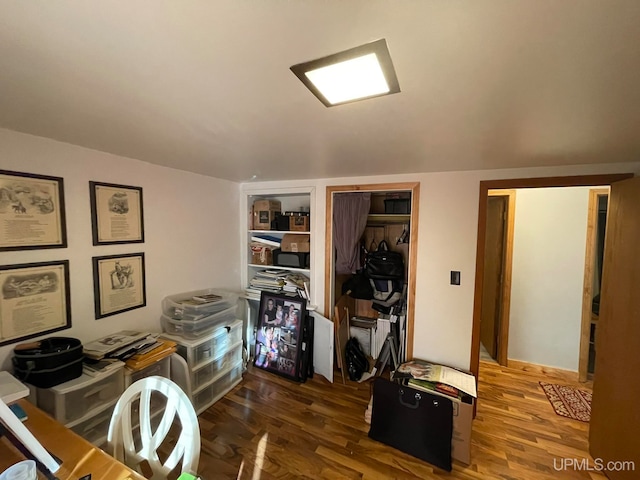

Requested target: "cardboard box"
[
  {"left": 281, "top": 234, "right": 310, "bottom": 253},
  {"left": 290, "top": 214, "right": 310, "bottom": 232},
  {"left": 252, "top": 199, "right": 281, "bottom": 230},
  {"left": 251, "top": 247, "right": 273, "bottom": 265},
  {"left": 451, "top": 398, "right": 473, "bottom": 465}
]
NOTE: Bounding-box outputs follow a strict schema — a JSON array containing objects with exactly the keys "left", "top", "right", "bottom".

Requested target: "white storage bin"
[
  {"left": 162, "top": 289, "right": 238, "bottom": 320},
  {"left": 192, "top": 341, "right": 243, "bottom": 391},
  {"left": 68, "top": 399, "right": 117, "bottom": 445},
  {"left": 192, "top": 363, "right": 243, "bottom": 414},
  {"left": 163, "top": 319, "right": 243, "bottom": 370},
  {"left": 124, "top": 356, "right": 171, "bottom": 387},
  {"left": 160, "top": 304, "right": 237, "bottom": 339},
  {"left": 36, "top": 366, "right": 125, "bottom": 425}
]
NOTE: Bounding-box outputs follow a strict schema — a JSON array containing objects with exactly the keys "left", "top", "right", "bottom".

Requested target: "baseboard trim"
[{"left": 507, "top": 359, "right": 579, "bottom": 383}]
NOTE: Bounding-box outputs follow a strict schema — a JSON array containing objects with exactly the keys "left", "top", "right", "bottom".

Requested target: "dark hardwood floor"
[{"left": 193, "top": 361, "right": 606, "bottom": 479}]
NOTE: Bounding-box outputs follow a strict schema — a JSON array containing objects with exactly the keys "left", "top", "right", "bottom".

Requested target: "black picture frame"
[
  {"left": 89, "top": 181, "right": 144, "bottom": 245},
  {"left": 0, "top": 169, "right": 67, "bottom": 252},
  {"left": 92, "top": 252, "right": 146, "bottom": 319},
  {"left": 0, "top": 260, "right": 71, "bottom": 346},
  {"left": 254, "top": 292, "right": 306, "bottom": 381}
]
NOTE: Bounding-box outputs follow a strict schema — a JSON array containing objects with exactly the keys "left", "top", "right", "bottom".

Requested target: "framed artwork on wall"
[
  {"left": 0, "top": 260, "right": 71, "bottom": 346},
  {"left": 89, "top": 181, "right": 144, "bottom": 245},
  {"left": 254, "top": 292, "right": 306, "bottom": 381},
  {"left": 92, "top": 252, "right": 146, "bottom": 319},
  {"left": 0, "top": 169, "right": 67, "bottom": 252}
]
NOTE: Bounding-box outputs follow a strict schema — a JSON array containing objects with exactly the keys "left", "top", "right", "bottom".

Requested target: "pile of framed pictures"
[{"left": 253, "top": 292, "right": 314, "bottom": 382}]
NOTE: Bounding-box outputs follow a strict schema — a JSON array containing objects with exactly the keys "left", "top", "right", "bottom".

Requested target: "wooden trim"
[
  {"left": 507, "top": 359, "right": 580, "bottom": 383},
  {"left": 579, "top": 188, "right": 609, "bottom": 382},
  {"left": 325, "top": 182, "right": 420, "bottom": 360},
  {"left": 477, "top": 174, "right": 633, "bottom": 191},
  {"left": 487, "top": 189, "right": 516, "bottom": 366},
  {"left": 470, "top": 173, "right": 634, "bottom": 382}
]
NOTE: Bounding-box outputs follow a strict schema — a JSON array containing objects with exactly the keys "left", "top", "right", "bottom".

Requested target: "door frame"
[
  {"left": 325, "top": 182, "right": 420, "bottom": 360},
  {"left": 470, "top": 174, "right": 633, "bottom": 380},
  {"left": 578, "top": 188, "right": 610, "bottom": 382},
  {"left": 484, "top": 189, "right": 516, "bottom": 365}
]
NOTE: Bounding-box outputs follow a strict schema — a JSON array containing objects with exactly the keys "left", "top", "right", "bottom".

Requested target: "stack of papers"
[
  {"left": 84, "top": 331, "right": 158, "bottom": 360},
  {"left": 395, "top": 359, "right": 477, "bottom": 398},
  {"left": 248, "top": 269, "right": 287, "bottom": 292}
]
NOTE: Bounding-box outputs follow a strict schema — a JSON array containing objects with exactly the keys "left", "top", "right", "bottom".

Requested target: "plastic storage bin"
[
  {"left": 163, "top": 319, "right": 243, "bottom": 370},
  {"left": 162, "top": 289, "right": 238, "bottom": 320},
  {"left": 161, "top": 304, "right": 237, "bottom": 339},
  {"left": 192, "top": 341, "right": 243, "bottom": 391},
  {"left": 36, "top": 366, "right": 125, "bottom": 425},
  {"left": 124, "top": 355, "right": 171, "bottom": 387},
  {"left": 68, "top": 399, "right": 117, "bottom": 445},
  {"left": 192, "top": 363, "right": 243, "bottom": 414}
]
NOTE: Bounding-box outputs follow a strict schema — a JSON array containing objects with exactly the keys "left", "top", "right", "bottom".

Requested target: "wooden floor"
[{"left": 192, "top": 361, "right": 607, "bottom": 480}]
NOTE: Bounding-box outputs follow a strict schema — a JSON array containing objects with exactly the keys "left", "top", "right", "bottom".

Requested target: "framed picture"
[
  {"left": 254, "top": 292, "right": 306, "bottom": 381},
  {"left": 92, "top": 252, "right": 146, "bottom": 319},
  {"left": 0, "top": 169, "right": 67, "bottom": 251},
  {"left": 89, "top": 181, "right": 144, "bottom": 245},
  {"left": 0, "top": 260, "right": 71, "bottom": 346}
]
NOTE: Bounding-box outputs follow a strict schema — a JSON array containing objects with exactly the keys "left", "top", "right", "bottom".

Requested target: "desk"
[{"left": 0, "top": 400, "right": 144, "bottom": 480}]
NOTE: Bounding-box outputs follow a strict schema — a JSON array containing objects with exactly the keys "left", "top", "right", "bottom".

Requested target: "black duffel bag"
[
  {"left": 13, "top": 337, "right": 84, "bottom": 388},
  {"left": 365, "top": 240, "right": 404, "bottom": 280}
]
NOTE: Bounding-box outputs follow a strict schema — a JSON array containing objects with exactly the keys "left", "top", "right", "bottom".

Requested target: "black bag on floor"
[
  {"left": 345, "top": 337, "right": 369, "bottom": 381},
  {"left": 369, "top": 377, "right": 453, "bottom": 472}
]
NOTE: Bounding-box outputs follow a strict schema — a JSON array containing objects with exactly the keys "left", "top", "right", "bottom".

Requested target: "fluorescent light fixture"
[{"left": 290, "top": 39, "right": 400, "bottom": 107}]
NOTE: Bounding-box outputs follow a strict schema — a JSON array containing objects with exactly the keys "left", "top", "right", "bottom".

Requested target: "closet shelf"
[{"left": 367, "top": 214, "right": 410, "bottom": 223}]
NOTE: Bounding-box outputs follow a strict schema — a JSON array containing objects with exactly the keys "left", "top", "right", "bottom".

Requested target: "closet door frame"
[{"left": 325, "top": 182, "right": 420, "bottom": 359}]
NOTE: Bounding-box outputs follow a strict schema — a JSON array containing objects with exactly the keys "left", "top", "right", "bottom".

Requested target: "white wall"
[
  {"left": 245, "top": 162, "right": 640, "bottom": 371},
  {"left": 508, "top": 187, "right": 593, "bottom": 371},
  {"left": 0, "top": 129, "right": 241, "bottom": 369}
]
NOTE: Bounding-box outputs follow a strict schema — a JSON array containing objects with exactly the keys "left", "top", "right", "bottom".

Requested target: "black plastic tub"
[{"left": 12, "top": 337, "right": 84, "bottom": 388}]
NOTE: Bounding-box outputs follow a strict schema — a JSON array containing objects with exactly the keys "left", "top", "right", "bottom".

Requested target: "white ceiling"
[{"left": 1, "top": 1, "right": 639, "bottom": 182}]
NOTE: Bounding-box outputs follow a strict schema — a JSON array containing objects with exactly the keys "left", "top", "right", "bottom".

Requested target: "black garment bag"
[{"left": 368, "top": 377, "right": 453, "bottom": 472}]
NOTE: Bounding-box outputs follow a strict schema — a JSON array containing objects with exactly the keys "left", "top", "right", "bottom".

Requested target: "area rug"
[{"left": 539, "top": 382, "right": 592, "bottom": 422}]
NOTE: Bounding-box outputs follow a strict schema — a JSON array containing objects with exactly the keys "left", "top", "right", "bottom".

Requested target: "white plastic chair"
[{"left": 107, "top": 375, "right": 200, "bottom": 479}]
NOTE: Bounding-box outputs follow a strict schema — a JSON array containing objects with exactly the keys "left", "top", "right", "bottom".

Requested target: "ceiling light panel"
[{"left": 291, "top": 39, "right": 400, "bottom": 107}]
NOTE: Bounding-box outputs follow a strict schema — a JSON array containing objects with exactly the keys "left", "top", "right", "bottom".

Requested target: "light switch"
[{"left": 450, "top": 271, "right": 461, "bottom": 285}]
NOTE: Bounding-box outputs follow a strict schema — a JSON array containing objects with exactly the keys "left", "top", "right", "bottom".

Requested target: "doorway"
[
  {"left": 470, "top": 174, "right": 633, "bottom": 381},
  {"left": 325, "top": 182, "right": 420, "bottom": 360}
]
